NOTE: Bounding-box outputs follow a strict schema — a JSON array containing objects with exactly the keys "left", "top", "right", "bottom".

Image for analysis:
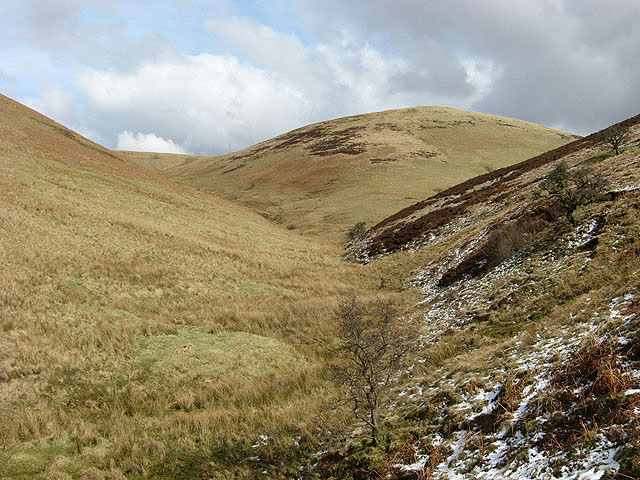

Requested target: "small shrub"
[
  {"left": 602, "top": 125, "right": 630, "bottom": 155},
  {"left": 617, "top": 444, "right": 640, "bottom": 479},
  {"left": 582, "top": 150, "right": 616, "bottom": 166},
  {"left": 535, "top": 162, "right": 608, "bottom": 225},
  {"left": 348, "top": 221, "right": 367, "bottom": 241},
  {"left": 480, "top": 216, "right": 548, "bottom": 268},
  {"left": 331, "top": 298, "right": 412, "bottom": 445},
  {"left": 562, "top": 336, "right": 631, "bottom": 398}
]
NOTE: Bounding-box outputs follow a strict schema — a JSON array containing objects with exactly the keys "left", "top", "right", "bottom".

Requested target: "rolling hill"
[
  {"left": 4, "top": 89, "right": 639, "bottom": 479},
  {"left": 0, "top": 93, "right": 412, "bottom": 479},
  {"left": 311, "top": 115, "right": 640, "bottom": 478},
  {"left": 124, "top": 107, "right": 578, "bottom": 241}
]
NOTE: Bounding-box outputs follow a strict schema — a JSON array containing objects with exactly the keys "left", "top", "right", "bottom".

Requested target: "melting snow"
[
  {"left": 566, "top": 219, "right": 599, "bottom": 250},
  {"left": 392, "top": 290, "right": 638, "bottom": 479},
  {"left": 383, "top": 181, "right": 640, "bottom": 480}
]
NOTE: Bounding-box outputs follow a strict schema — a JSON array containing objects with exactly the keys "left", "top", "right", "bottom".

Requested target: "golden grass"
[
  {"left": 0, "top": 94, "right": 417, "bottom": 478},
  {"left": 127, "top": 106, "right": 578, "bottom": 242},
  {"left": 0, "top": 92, "right": 600, "bottom": 478}
]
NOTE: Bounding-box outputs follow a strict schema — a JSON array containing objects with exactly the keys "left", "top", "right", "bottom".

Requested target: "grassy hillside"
[
  {"left": 126, "top": 107, "right": 578, "bottom": 241},
  {"left": 0, "top": 93, "right": 417, "bottom": 479},
  {"left": 312, "top": 116, "right": 640, "bottom": 478},
  {"left": 7, "top": 89, "right": 635, "bottom": 479}
]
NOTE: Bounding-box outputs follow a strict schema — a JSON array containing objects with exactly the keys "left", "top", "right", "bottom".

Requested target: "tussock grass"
[{"left": 0, "top": 94, "right": 416, "bottom": 478}]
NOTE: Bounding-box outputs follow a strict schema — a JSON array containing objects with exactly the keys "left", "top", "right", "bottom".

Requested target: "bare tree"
[
  {"left": 535, "top": 161, "right": 608, "bottom": 225},
  {"left": 604, "top": 126, "right": 630, "bottom": 155},
  {"left": 332, "top": 298, "right": 412, "bottom": 445}
]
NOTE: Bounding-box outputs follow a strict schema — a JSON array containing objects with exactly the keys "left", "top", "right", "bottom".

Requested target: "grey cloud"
[
  {"left": 2, "top": 0, "right": 177, "bottom": 71},
  {"left": 4, "top": 0, "right": 639, "bottom": 154},
  {"left": 299, "top": 0, "right": 640, "bottom": 134},
  {"left": 388, "top": 68, "right": 471, "bottom": 99}
]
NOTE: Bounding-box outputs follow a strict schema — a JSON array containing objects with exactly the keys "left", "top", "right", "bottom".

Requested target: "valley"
[
  {"left": 2, "top": 91, "right": 638, "bottom": 479},
  {"left": 124, "top": 107, "right": 577, "bottom": 242}
]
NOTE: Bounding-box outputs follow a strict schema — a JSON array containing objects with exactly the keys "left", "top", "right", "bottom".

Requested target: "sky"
[{"left": 1, "top": 0, "right": 639, "bottom": 155}]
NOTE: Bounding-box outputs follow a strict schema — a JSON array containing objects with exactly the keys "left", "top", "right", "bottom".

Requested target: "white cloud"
[
  {"left": 5, "top": 0, "right": 640, "bottom": 151},
  {"left": 117, "top": 131, "right": 189, "bottom": 153},
  {"left": 207, "top": 18, "right": 415, "bottom": 115},
  {"left": 459, "top": 57, "right": 503, "bottom": 104},
  {"left": 207, "top": 16, "right": 478, "bottom": 111},
  {"left": 76, "top": 53, "right": 310, "bottom": 154}
]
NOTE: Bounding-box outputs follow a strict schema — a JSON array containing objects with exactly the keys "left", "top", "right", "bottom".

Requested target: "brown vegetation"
[
  {"left": 363, "top": 113, "right": 640, "bottom": 258},
  {"left": 132, "top": 106, "right": 577, "bottom": 242}
]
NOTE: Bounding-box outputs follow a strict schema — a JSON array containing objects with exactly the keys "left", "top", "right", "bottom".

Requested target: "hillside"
[
  {"left": 126, "top": 107, "right": 578, "bottom": 241},
  {"left": 5, "top": 90, "right": 639, "bottom": 479},
  {"left": 0, "top": 93, "right": 415, "bottom": 479},
  {"left": 309, "top": 116, "right": 640, "bottom": 478}
]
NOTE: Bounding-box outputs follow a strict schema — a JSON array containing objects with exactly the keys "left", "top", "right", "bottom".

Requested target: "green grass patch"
[
  {"left": 0, "top": 439, "right": 83, "bottom": 479},
  {"left": 135, "top": 327, "right": 302, "bottom": 382}
]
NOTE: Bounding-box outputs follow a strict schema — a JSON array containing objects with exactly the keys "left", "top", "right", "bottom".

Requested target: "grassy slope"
[
  {"left": 0, "top": 94, "right": 417, "bottom": 479},
  {"left": 312, "top": 118, "right": 640, "bottom": 477},
  {"left": 125, "top": 107, "right": 578, "bottom": 241}
]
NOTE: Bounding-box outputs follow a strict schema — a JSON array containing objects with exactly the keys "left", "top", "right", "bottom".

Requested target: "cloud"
[
  {"left": 117, "top": 131, "right": 189, "bottom": 154},
  {"left": 4, "top": 0, "right": 640, "bottom": 153},
  {"left": 75, "top": 53, "right": 310, "bottom": 154},
  {"left": 24, "top": 84, "right": 72, "bottom": 118},
  {"left": 0, "top": 70, "right": 17, "bottom": 97},
  {"left": 297, "top": 0, "right": 640, "bottom": 134},
  {"left": 71, "top": 18, "right": 485, "bottom": 155},
  {"left": 459, "top": 57, "right": 503, "bottom": 104},
  {"left": 206, "top": 16, "right": 312, "bottom": 80},
  {"left": 1, "top": 0, "right": 176, "bottom": 71},
  {"left": 204, "top": 16, "right": 488, "bottom": 142}
]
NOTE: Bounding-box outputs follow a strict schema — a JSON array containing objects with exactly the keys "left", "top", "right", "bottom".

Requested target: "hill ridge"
[
  {"left": 361, "top": 112, "right": 640, "bottom": 258},
  {"left": 129, "top": 105, "right": 578, "bottom": 241}
]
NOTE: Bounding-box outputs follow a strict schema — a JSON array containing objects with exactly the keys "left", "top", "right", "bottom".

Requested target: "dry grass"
[
  {"left": 1, "top": 91, "right": 622, "bottom": 478},
  {"left": 126, "top": 106, "right": 577, "bottom": 242},
  {"left": 307, "top": 121, "right": 640, "bottom": 476},
  {"left": 560, "top": 335, "right": 632, "bottom": 398},
  {"left": 0, "top": 94, "right": 418, "bottom": 478}
]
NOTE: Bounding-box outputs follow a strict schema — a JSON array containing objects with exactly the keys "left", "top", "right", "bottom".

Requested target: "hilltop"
[{"left": 126, "top": 107, "right": 577, "bottom": 241}]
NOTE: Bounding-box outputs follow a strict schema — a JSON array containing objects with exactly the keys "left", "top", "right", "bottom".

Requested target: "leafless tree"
[
  {"left": 535, "top": 161, "right": 608, "bottom": 225},
  {"left": 332, "top": 298, "right": 413, "bottom": 445},
  {"left": 604, "top": 126, "right": 630, "bottom": 155}
]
